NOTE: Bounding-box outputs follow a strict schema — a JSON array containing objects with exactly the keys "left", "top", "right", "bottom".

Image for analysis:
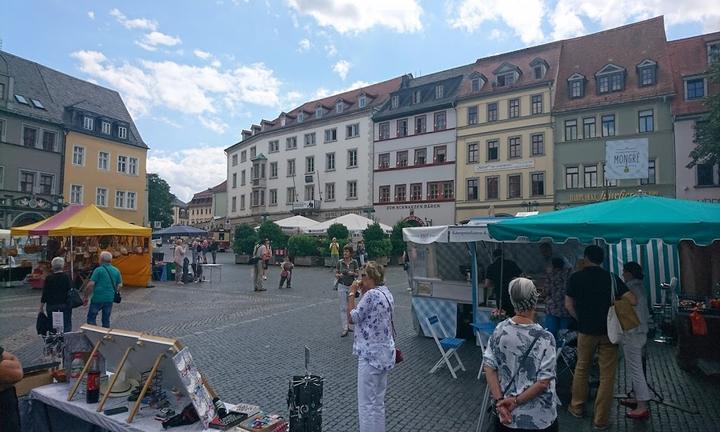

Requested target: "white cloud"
[
  {"left": 198, "top": 116, "right": 229, "bottom": 134},
  {"left": 211, "top": 60, "right": 222, "bottom": 68},
  {"left": 287, "top": 0, "right": 423, "bottom": 34},
  {"left": 142, "top": 31, "right": 182, "bottom": 47},
  {"left": 332, "top": 60, "right": 351, "bottom": 80},
  {"left": 71, "top": 50, "right": 282, "bottom": 125},
  {"left": 88, "top": 11, "right": 95, "bottom": 20},
  {"left": 147, "top": 147, "right": 227, "bottom": 202},
  {"left": 313, "top": 80, "right": 371, "bottom": 99},
  {"left": 110, "top": 8, "right": 158, "bottom": 31},
  {"left": 448, "top": 0, "right": 546, "bottom": 44},
  {"left": 298, "top": 38, "right": 312, "bottom": 52},
  {"left": 135, "top": 41, "right": 158, "bottom": 52},
  {"left": 489, "top": 28, "right": 506, "bottom": 40},
  {"left": 153, "top": 116, "right": 183, "bottom": 128},
  {"left": 324, "top": 43, "right": 338, "bottom": 57},
  {"left": 193, "top": 49, "right": 212, "bottom": 60}
]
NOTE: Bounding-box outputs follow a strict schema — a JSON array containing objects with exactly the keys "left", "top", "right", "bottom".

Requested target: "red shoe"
[
  {"left": 625, "top": 409, "right": 650, "bottom": 420},
  {"left": 620, "top": 399, "right": 638, "bottom": 409}
]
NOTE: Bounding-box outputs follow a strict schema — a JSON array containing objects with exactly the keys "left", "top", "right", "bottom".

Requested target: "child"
[{"left": 279, "top": 256, "right": 294, "bottom": 289}]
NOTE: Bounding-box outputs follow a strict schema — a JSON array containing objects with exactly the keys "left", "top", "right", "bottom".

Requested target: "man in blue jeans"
[{"left": 83, "top": 251, "right": 122, "bottom": 328}]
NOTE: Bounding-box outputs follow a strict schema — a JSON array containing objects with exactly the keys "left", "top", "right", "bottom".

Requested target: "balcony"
[
  {"left": 291, "top": 200, "right": 321, "bottom": 214},
  {"left": 250, "top": 205, "right": 266, "bottom": 216},
  {"left": 251, "top": 178, "right": 266, "bottom": 189}
]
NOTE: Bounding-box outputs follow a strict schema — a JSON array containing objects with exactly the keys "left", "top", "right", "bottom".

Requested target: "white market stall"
[
  {"left": 304, "top": 213, "right": 391, "bottom": 237},
  {"left": 263, "top": 215, "right": 318, "bottom": 234}
]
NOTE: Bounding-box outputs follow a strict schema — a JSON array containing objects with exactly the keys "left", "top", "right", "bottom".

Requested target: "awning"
[{"left": 11, "top": 204, "right": 151, "bottom": 237}]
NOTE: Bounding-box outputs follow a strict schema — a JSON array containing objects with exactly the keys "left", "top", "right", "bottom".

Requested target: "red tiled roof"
[
  {"left": 553, "top": 17, "right": 674, "bottom": 112},
  {"left": 668, "top": 32, "right": 720, "bottom": 116},
  {"left": 210, "top": 180, "right": 227, "bottom": 193}
]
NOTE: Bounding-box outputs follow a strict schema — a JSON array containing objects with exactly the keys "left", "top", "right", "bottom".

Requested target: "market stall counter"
[{"left": 675, "top": 308, "right": 720, "bottom": 371}]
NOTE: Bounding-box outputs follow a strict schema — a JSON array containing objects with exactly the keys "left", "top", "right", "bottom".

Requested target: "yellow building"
[
  {"left": 63, "top": 107, "right": 148, "bottom": 225},
  {"left": 455, "top": 43, "right": 561, "bottom": 221}
]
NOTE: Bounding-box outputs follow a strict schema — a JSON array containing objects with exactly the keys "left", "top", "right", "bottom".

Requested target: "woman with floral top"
[
  {"left": 543, "top": 257, "right": 573, "bottom": 341},
  {"left": 347, "top": 261, "right": 395, "bottom": 432}
]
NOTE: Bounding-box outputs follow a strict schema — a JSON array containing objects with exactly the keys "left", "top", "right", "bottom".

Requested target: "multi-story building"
[
  {"left": 0, "top": 51, "right": 65, "bottom": 228},
  {"left": 553, "top": 17, "right": 676, "bottom": 208},
  {"left": 188, "top": 189, "right": 213, "bottom": 226},
  {"left": 668, "top": 32, "right": 720, "bottom": 202},
  {"left": 225, "top": 77, "right": 402, "bottom": 225},
  {"left": 171, "top": 197, "right": 188, "bottom": 225},
  {"left": 372, "top": 69, "right": 471, "bottom": 227},
  {"left": 455, "top": 43, "right": 561, "bottom": 220}
]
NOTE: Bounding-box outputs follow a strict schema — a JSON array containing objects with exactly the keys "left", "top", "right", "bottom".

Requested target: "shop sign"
[
  {"left": 473, "top": 159, "right": 534, "bottom": 173},
  {"left": 569, "top": 189, "right": 660, "bottom": 203},
  {"left": 605, "top": 138, "right": 648, "bottom": 180},
  {"left": 385, "top": 203, "right": 442, "bottom": 210}
]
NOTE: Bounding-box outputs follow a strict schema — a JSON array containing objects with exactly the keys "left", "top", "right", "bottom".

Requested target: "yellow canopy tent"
[{"left": 11, "top": 205, "right": 152, "bottom": 286}]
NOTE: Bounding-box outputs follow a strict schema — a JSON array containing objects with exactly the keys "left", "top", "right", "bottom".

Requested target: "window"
[
  {"left": 98, "top": 152, "right": 109, "bottom": 170},
  {"left": 250, "top": 146, "right": 256, "bottom": 159},
  {"left": 601, "top": 114, "right": 616, "bottom": 136},
  {"left": 73, "top": 146, "right": 85, "bottom": 165},
  {"left": 379, "top": 122, "right": 390, "bottom": 140},
  {"left": 325, "top": 128, "right": 338, "bottom": 142},
  {"left": 325, "top": 183, "right": 335, "bottom": 201},
  {"left": 0, "top": 83, "right": 4, "bottom": 99},
  {"left": 638, "top": 109, "right": 654, "bottom": 133},
  {"left": 598, "top": 72, "right": 624, "bottom": 94},
  {"left": 241, "top": 170, "right": 246, "bottom": 185},
  {"left": 433, "top": 145, "right": 447, "bottom": 163},
  {"left": 304, "top": 185, "right": 314, "bottom": 201},
  {"left": 15, "top": 94, "right": 28, "bottom": 104},
  {"left": 270, "top": 161, "right": 278, "bottom": 178},
  {"left": 269, "top": 140, "right": 280, "bottom": 152},
  {"left": 83, "top": 116, "right": 94, "bottom": 130},
  {"left": 565, "top": 167, "right": 579, "bottom": 189},
  {"left": 531, "top": 173, "right": 544, "bottom": 196},
  {"left": 287, "top": 159, "right": 296, "bottom": 176},
  {"left": 414, "top": 115, "right": 426, "bottom": 134},
  {"left": 101, "top": 121, "right": 111, "bottom": 135},
  {"left": 117, "top": 155, "right": 127, "bottom": 173},
  {"left": 118, "top": 126, "right": 128, "bottom": 139},
  {"left": 641, "top": 160, "right": 656, "bottom": 185},
  {"left": 286, "top": 136, "right": 297, "bottom": 150},
  {"left": 611, "top": 73, "right": 623, "bottom": 91},
  {"left": 315, "top": 106, "right": 323, "bottom": 119},
  {"left": 697, "top": 163, "right": 716, "bottom": 186},
  {"left": 410, "top": 183, "right": 422, "bottom": 201},
  {"left": 231, "top": 196, "right": 237, "bottom": 212},
  {"left": 23, "top": 126, "right": 37, "bottom": 147},
  {"left": 347, "top": 180, "right": 357, "bottom": 199},
  {"left": 71, "top": 185, "right": 83, "bottom": 204},
  {"left": 391, "top": 95, "right": 399, "bottom": 109},
  {"left": 467, "top": 178, "right": 479, "bottom": 200},
  {"left": 569, "top": 78, "right": 584, "bottom": 98},
  {"left": 435, "top": 85, "right": 444, "bottom": 99},
  {"left": 358, "top": 94, "right": 367, "bottom": 108},
  {"left": 126, "top": 192, "right": 136, "bottom": 209},
  {"left": 232, "top": 154, "right": 238, "bottom": 166},
  {"left": 487, "top": 140, "right": 499, "bottom": 161},
  {"left": 639, "top": 66, "right": 656, "bottom": 86},
  {"left": 298, "top": 112, "right": 305, "bottom": 123},
  {"left": 583, "top": 117, "right": 596, "bottom": 138},
  {"left": 42, "top": 131, "right": 56, "bottom": 151},
  {"left": 584, "top": 165, "right": 598, "bottom": 187},
  {"left": 232, "top": 173, "right": 237, "bottom": 188},
  {"left": 428, "top": 182, "right": 440, "bottom": 200},
  {"left": 286, "top": 187, "right": 296, "bottom": 204},
  {"left": 326, "top": 153, "right": 335, "bottom": 171},
  {"left": 508, "top": 137, "right": 521, "bottom": 159},
  {"left": 467, "top": 142, "right": 479, "bottom": 163},
  {"left": 128, "top": 157, "right": 138, "bottom": 175},
  {"left": 347, "top": 149, "right": 358, "bottom": 168},
  {"left": 531, "top": 134, "right": 544, "bottom": 156},
  {"left": 96, "top": 188, "right": 107, "bottom": 207},
  {"left": 531, "top": 95, "right": 543, "bottom": 115},
  {"left": 240, "top": 195, "right": 246, "bottom": 210},
  {"left": 487, "top": 102, "right": 498, "bottom": 122},
  {"left": 20, "top": 171, "right": 35, "bottom": 193},
  {"left": 306, "top": 156, "right": 315, "bottom": 174},
  {"left": 598, "top": 76, "right": 610, "bottom": 93},
  {"left": 508, "top": 99, "right": 520, "bottom": 118},
  {"left": 336, "top": 101, "right": 344, "bottom": 114},
  {"left": 486, "top": 177, "right": 499, "bottom": 200},
  {"left": 413, "top": 90, "right": 422, "bottom": 104},
  {"left": 442, "top": 181, "right": 454, "bottom": 199},
  {"left": 379, "top": 185, "right": 390, "bottom": 203},
  {"left": 508, "top": 175, "right": 521, "bottom": 198},
  {"left": 467, "top": 106, "right": 478, "bottom": 125},
  {"left": 433, "top": 111, "right": 447, "bottom": 131},
  {"left": 686, "top": 78, "right": 705, "bottom": 100},
  {"left": 471, "top": 77, "right": 482, "bottom": 92},
  {"left": 346, "top": 123, "right": 359, "bottom": 138},
  {"left": 241, "top": 150, "right": 247, "bottom": 162},
  {"left": 497, "top": 72, "right": 515, "bottom": 87},
  {"left": 395, "top": 185, "right": 406, "bottom": 202},
  {"left": 414, "top": 149, "right": 426, "bottom": 165},
  {"left": 709, "top": 42, "right": 720, "bottom": 64},
  {"left": 564, "top": 119, "right": 578, "bottom": 141},
  {"left": 534, "top": 66, "right": 544, "bottom": 79},
  {"left": 397, "top": 119, "right": 408, "bottom": 137}
]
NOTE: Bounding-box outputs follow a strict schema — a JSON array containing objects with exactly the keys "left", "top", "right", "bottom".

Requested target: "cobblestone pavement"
[{"left": 1, "top": 250, "right": 718, "bottom": 431}]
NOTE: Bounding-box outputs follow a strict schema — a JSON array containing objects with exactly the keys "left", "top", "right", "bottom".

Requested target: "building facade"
[
  {"left": 225, "top": 78, "right": 402, "bottom": 225},
  {"left": 553, "top": 18, "right": 676, "bottom": 208},
  {"left": 455, "top": 43, "right": 561, "bottom": 221},
  {"left": 188, "top": 189, "right": 213, "bottom": 226},
  {"left": 171, "top": 197, "right": 189, "bottom": 225},
  {"left": 372, "top": 69, "right": 470, "bottom": 227},
  {"left": 668, "top": 33, "right": 720, "bottom": 203}
]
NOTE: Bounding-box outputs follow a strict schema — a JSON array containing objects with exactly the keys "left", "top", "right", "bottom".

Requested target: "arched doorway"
[{"left": 12, "top": 212, "right": 44, "bottom": 228}]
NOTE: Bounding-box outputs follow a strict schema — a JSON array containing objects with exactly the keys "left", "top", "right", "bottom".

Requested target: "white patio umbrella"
[{"left": 304, "top": 213, "right": 392, "bottom": 235}]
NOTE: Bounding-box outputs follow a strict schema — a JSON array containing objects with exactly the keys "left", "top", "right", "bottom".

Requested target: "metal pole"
[
  {"left": 470, "top": 242, "right": 479, "bottom": 326},
  {"left": 70, "top": 236, "right": 74, "bottom": 280}
]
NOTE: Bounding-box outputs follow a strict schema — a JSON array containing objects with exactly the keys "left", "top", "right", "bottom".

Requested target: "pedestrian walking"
[
  {"left": 253, "top": 240, "right": 267, "bottom": 291},
  {"left": 202, "top": 238, "right": 209, "bottom": 263},
  {"left": 402, "top": 248, "right": 413, "bottom": 292},
  {"left": 279, "top": 256, "right": 294, "bottom": 289},
  {"left": 356, "top": 240, "right": 367, "bottom": 267},
  {"left": 39, "top": 257, "right": 73, "bottom": 333},
  {"left": 84, "top": 251, "right": 122, "bottom": 328},
  {"left": 262, "top": 239, "right": 272, "bottom": 280},
  {"left": 173, "top": 239, "right": 186, "bottom": 285},
  {"left": 209, "top": 239, "right": 218, "bottom": 264},
  {"left": 329, "top": 237, "right": 340, "bottom": 268},
  {"left": 336, "top": 245, "right": 359, "bottom": 337},
  {"left": 565, "top": 245, "right": 637, "bottom": 430}
]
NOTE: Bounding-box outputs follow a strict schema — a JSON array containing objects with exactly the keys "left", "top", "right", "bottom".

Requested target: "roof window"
[
  {"left": 15, "top": 94, "right": 29, "bottom": 105},
  {"left": 31, "top": 99, "right": 45, "bottom": 109}
]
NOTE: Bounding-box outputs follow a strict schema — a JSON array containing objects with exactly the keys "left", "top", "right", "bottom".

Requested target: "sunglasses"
[{"left": 359, "top": 273, "right": 367, "bottom": 278}]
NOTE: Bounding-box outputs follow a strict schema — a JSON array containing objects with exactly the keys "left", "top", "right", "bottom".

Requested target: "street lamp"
[{"left": 521, "top": 201, "right": 539, "bottom": 212}]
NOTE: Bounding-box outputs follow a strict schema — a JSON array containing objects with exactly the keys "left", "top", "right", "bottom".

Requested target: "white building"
[
  {"left": 372, "top": 67, "right": 472, "bottom": 227},
  {"left": 225, "top": 77, "right": 402, "bottom": 225}
]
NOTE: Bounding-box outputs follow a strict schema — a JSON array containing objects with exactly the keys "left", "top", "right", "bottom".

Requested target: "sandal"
[
  {"left": 626, "top": 408, "right": 650, "bottom": 420},
  {"left": 340, "top": 330, "right": 349, "bottom": 337},
  {"left": 620, "top": 399, "right": 638, "bottom": 409}
]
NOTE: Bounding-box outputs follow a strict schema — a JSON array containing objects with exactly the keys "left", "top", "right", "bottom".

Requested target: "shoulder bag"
[
  {"left": 607, "top": 273, "right": 639, "bottom": 343},
  {"left": 378, "top": 290, "right": 403, "bottom": 364},
  {"left": 67, "top": 284, "right": 84, "bottom": 309},
  {"left": 103, "top": 266, "right": 122, "bottom": 304}
]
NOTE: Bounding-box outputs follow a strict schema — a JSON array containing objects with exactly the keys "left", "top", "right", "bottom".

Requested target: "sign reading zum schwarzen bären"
[{"left": 605, "top": 138, "right": 648, "bottom": 180}]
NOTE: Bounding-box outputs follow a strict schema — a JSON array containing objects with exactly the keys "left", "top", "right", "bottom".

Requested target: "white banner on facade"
[
  {"left": 473, "top": 159, "right": 534, "bottom": 173},
  {"left": 605, "top": 138, "right": 648, "bottom": 180}
]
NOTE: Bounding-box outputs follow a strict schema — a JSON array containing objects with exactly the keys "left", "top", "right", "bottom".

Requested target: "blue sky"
[{"left": 4, "top": 0, "right": 719, "bottom": 201}]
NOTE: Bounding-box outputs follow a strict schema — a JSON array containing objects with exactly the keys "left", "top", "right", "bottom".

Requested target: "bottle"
[
  {"left": 70, "top": 352, "right": 84, "bottom": 391},
  {"left": 86, "top": 353, "right": 100, "bottom": 404}
]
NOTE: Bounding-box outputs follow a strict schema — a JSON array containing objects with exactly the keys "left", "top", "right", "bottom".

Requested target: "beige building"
[
  {"left": 455, "top": 43, "right": 561, "bottom": 221},
  {"left": 171, "top": 197, "right": 188, "bottom": 225}
]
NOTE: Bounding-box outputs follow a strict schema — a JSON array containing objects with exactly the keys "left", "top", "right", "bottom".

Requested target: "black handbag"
[
  {"left": 36, "top": 311, "right": 52, "bottom": 335},
  {"left": 287, "top": 375, "right": 323, "bottom": 432},
  {"left": 67, "top": 287, "right": 83, "bottom": 309},
  {"left": 103, "top": 267, "right": 122, "bottom": 304}
]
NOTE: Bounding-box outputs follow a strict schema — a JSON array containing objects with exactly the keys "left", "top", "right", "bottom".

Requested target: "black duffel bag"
[{"left": 287, "top": 375, "right": 323, "bottom": 432}]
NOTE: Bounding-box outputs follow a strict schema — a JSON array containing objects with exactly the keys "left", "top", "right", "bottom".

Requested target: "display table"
[
  {"left": 0, "top": 265, "right": 31, "bottom": 287},
  {"left": 675, "top": 310, "right": 720, "bottom": 371},
  {"left": 200, "top": 264, "right": 222, "bottom": 283}
]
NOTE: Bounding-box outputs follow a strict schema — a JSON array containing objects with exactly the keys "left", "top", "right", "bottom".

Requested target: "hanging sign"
[{"left": 605, "top": 139, "right": 648, "bottom": 180}]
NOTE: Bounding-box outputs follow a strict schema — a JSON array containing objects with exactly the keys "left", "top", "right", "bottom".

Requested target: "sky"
[{"left": 3, "top": 0, "right": 720, "bottom": 201}]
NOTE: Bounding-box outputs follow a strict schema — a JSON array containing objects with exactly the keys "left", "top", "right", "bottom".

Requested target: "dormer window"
[
  {"left": 336, "top": 100, "right": 344, "bottom": 114},
  {"left": 118, "top": 126, "right": 128, "bottom": 139},
  {"left": 567, "top": 73, "right": 586, "bottom": 99},
  {"left": 315, "top": 106, "right": 323, "bottom": 119},
  {"left": 496, "top": 72, "right": 515, "bottom": 87},
  {"left": 391, "top": 95, "right": 399, "bottom": 109},
  {"left": 596, "top": 64, "right": 625, "bottom": 94},
  {"left": 101, "top": 121, "right": 112, "bottom": 135},
  {"left": 83, "top": 116, "right": 94, "bottom": 130},
  {"left": 707, "top": 41, "right": 720, "bottom": 64},
  {"left": 298, "top": 111, "right": 305, "bottom": 122},
  {"left": 530, "top": 58, "right": 549, "bottom": 80},
  {"left": 636, "top": 59, "right": 657, "bottom": 87},
  {"left": 413, "top": 90, "right": 422, "bottom": 104},
  {"left": 280, "top": 115, "right": 286, "bottom": 127},
  {"left": 358, "top": 94, "right": 367, "bottom": 108},
  {"left": 470, "top": 73, "right": 486, "bottom": 93},
  {"left": 435, "top": 85, "right": 444, "bottom": 99}
]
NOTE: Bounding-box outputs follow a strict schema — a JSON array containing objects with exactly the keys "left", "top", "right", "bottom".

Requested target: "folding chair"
[
  {"left": 556, "top": 329, "right": 577, "bottom": 379},
  {"left": 470, "top": 322, "right": 495, "bottom": 379},
  {"left": 426, "top": 315, "right": 466, "bottom": 379}
]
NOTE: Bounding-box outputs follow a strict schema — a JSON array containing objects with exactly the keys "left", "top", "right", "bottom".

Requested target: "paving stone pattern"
[{"left": 1, "top": 250, "right": 718, "bottom": 431}]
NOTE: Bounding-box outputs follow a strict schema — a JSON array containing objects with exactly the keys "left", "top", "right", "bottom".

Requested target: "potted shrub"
[
  {"left": 233, "top": 224, "right": 257, "bottom": 264},
  {"left": 363, "top": 223, "right": 392, "bottom": 266},
  {"left": 288, "top": 234, "right": 319, "bottom": 266}
]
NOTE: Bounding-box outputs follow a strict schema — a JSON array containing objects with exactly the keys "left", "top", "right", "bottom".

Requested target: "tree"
[
  {"left": 327, "top": 223, "right": 349, "bottom": 241},
  {"left": 390, "top": 221, "right": 412, "bottom": 257},
  {"left": 287, "top": 234, "right": 318, "bottom": 257},
  {"left": 147, "top": 173, "right": 174, "bottom": 227},
  {"left": 363, "top": 223, "right": 391, "bottom": 259},
  {"left": 688, "top": 62, "right": 720, "bottom": 168},
  {"left": 258, "top": 220, "right": 288, "bottom": 249},
  {"left": 233, "top": 224, "right": 257, "bottom": 255}
]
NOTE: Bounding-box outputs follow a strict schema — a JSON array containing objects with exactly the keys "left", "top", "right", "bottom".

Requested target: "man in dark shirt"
[
  {"left": 484, "top": 249, "right": 523, "bottom": 317},
  {"left": 0, "top": 346, "right": 23, "bottom": 432},
  {"left": 565, "top": 245, "right": 636, "bottom": 430}
]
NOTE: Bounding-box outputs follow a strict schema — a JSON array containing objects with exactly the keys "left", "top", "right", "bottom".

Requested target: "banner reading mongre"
[{"left": 605, "top": 138, "right": 649, "bottom": 180}]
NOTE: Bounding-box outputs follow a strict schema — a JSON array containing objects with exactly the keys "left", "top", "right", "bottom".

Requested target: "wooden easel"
[
  {"left": 96, "top": 345, "right": 134, "bottom": 412},
  {"left": 127, "top": 351, "right": 166, "bottom": 423},
  {"left": 67, "top": 331, "right": 111, "bottom": 401}
]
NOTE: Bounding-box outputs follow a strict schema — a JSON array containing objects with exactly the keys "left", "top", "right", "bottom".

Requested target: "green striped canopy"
[{"left": 488, "top": 195, "right": 720, "bottom": 245}]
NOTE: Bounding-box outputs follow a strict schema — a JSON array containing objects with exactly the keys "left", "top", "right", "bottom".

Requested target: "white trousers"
[
  {"left": 621, "top": 330, "right": 651, "bottom": 402},
  {"left": 357, "top": 357, "right": 388, "bottom": 432},
  {"left": 338, "top": 284, "right": 350, "bottom": 331}
]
